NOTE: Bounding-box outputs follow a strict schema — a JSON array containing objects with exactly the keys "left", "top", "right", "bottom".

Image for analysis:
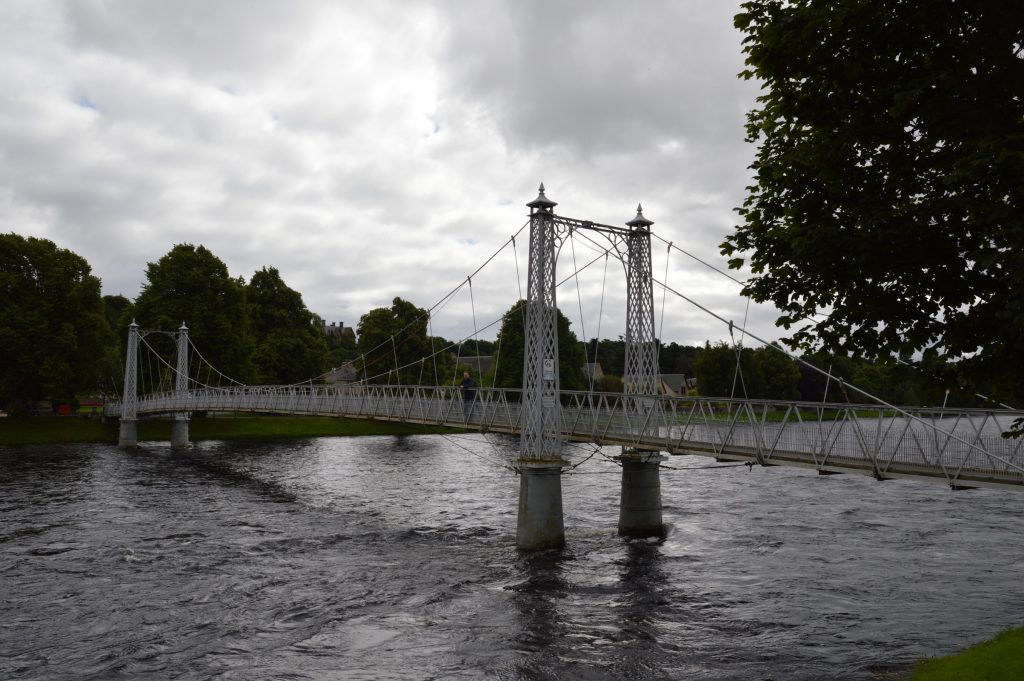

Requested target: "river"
[{"left": 2, "top": 434, "right": 1022, "bottom": 680}]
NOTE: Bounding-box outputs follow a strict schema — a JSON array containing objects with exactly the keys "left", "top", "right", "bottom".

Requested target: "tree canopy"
[
  {"left": 724, "top": 1, "right": 1024, "bottom": 405},
  {"left": 0, "top": 234, "right": 108, "bottom": 407},
  {"left": 490, "top": 300, "right": 587, "bottom": 392},
  {"left": 356, "top": 297, "right": 431, "bottom": 384},
  {"left": 132, "top": 244, "right": 253, "bottom": 383},
  {"left": 693, "top": 342, "right": 800, "bottom": 400},
  {"left": 247, "top": 267, "right": 329, "bottom": 384}
]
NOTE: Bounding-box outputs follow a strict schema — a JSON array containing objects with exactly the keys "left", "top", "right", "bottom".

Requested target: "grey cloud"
[
  {"left": 437, "top": 0, "right": 753, "bottom": 156},
  {"left": 0, "top": 0, "right": 785, "bottom": 351}
]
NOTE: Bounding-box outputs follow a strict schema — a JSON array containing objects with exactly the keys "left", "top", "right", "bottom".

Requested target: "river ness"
[{"left": 2, "top": 434, "right": 1022, "bottom": 680}]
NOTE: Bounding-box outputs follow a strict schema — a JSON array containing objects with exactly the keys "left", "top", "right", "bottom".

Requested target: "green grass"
[
  {"left": 908, "top": 626, "right": 1024, "bottom": 681},
  {"left": 0, "top": 415, "right": 453, "bottom": 446},
  {"left": 0, "top": 416, "right": 114, "bottom": 445}
]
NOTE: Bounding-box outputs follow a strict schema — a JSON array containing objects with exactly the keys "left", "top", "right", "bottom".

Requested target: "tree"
[
  {"left": 586, "top": 337, "right": 626, "bottom": 377},
  {"left": 693, "top": 342, "right": 800, "bottom": 400},
  {"left": 490, "top": 300, "right": 587, "bottom": 392},
  {"left": 132, "top": 244, "right": 253, "bottom": 383},
  {"left": 724, "top": 1, "right": 1024, "bottom": 407},
  {"left": 103, "top": 294, "right": 131, "bottom": 332},
  {"left": 356, "top": 297, "right": 431, "bottom": 384},
  {"left": 0, "top": 234, "right": 107, "bottom": 407},
  {"left": 659, "top": 341, "right": 700, "bottom": 377},
  {"left": 325, "top": 327, "right": 358, "bottom": 368},
  {"left": 753, "top": 344, "right": 800, "bottom": 401},
  {"left": 247, "top": 267, "right": 329, "bottom": 384}
]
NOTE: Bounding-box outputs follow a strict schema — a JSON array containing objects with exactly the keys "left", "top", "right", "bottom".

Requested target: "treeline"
[
  {"left": 0, "top": 233, "right": 1004, "bottom": 413},
  {"left": 691, "top": 343, "right": 972, "bottom": 407},
  {"left": 354, "top": 299, "right": 979, "bottom": 408},
  {"left": 0, "top": 235, "right": 348, "bottom": 413}
]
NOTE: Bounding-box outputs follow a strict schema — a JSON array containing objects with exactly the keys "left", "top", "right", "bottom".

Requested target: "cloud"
[{"left": 0, "top": 0, "right": 778, "bottom": 358}]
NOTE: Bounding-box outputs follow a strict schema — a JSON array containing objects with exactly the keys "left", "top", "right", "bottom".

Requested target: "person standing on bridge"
[{"left": 460, "top": 371, "right": 477, "bottom": 421}]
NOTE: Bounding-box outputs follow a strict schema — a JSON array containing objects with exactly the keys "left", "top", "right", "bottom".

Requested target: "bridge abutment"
[
  {"left": 617, "top": 450, "right": 666, "bottom": 538},
  {"left": 517, "top": 462, "right": 566, "bottom": 550},
  {"left": 118, "top": 420, "right": 138, "bottom": 447},
  {"left": 171, "top": 420, "right": 189, "bottom": 449}
]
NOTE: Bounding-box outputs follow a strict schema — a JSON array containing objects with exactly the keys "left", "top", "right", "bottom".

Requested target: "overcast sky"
[{"left": 2, "top": 0, "right": 782, "bottom": 349}]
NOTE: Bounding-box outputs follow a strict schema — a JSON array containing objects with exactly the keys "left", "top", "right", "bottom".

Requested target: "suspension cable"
[
  {"left": 656, "top": 240, "right": 672, "bottom": 378},
  {"left": 589, "top": 253, "right": 610, "bottom": 392},
  {"left": 568, "top": 229, "right": 590, "bottom": 383},
  {"left": 651, "top": 275, "right": 1024, "bottom": 474},
  {"left": 468, "top": 275, "right": 481, "bottom": 379},
  {"left": 650, "top": 231, "right": 745, "bottom": 285}
]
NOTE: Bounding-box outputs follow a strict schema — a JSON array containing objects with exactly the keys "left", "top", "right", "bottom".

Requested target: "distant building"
[
  {"left": 584, "top": 363, "right": 605, "bottom": 381},
  {"left": 321, "top": 321, "right": 355, "bottom": 339},
  {"left": 324, "top": 362, "right": 358, "bottom": 384},
  {"left": 657, "top": 374, "right": 696, "bottom": 396}
]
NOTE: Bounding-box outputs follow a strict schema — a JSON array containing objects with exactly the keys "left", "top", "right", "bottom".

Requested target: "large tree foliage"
[
  {"left": 132, "top": 244, "right": 253, "bottom": 383},
  {"left": 693, "top": 342, "right": 800, "bottom": 400},
  {"left": 490, "top": 300, "right": 587, "bottom": 392},
  {"left": 247, "top": 267, "right": 329, "bottom": 384},
  {"left": 724, "top": 1, "right": 1024, "bottom": 404},
  {"left": 0, "top": 234, "right": 107, "bottom": 406},
  {"left": 356, "top": 297, "right": 432, "bottom": 384}
]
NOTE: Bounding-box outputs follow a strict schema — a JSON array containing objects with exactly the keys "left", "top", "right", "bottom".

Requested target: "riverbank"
[
  {"left": 0, "top": 415, "right": 454, "bottom": 446},
  {"left": 903, "top": 625, "right": 1024, "bottom": 680}
]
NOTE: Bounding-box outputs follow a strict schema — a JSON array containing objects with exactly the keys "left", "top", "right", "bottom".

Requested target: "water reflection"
[
  {"left": 3, "top": 439, "right": 1023, "bottom": 680},
  {"left": 618, "top": 539, "right": 668, "bottom": 638},
  {"left": 506, "top": 549, "right": 571, "bottom": 680}
]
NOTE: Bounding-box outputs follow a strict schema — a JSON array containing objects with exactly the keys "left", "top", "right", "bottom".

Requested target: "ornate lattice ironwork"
[
  {"left": 121, "top": 321, "right": 139, "bottom": 422},
  {"left": 175, "top": 323, "right": 190, "bottom": 422},
  {"left": 520, "top": 184, "right": 566, "bottom": 462},
  {"left": 623, "top": 205, "right": 660, "bottom": 436}
]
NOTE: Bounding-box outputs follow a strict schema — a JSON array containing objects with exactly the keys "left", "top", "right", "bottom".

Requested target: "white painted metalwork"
[
  {"left": 120, "top": 321, "right": 139, "bottom": 423},
  {"left": 520, "top": 184, "right": 565, "bottom": 462},
  {"left": 104, "top": 385, "right": 1024, "bottom": 491},
  {"left": 175, "top": 323, "right": 189, "bottom": 422},
  {"left": 623, "top": 204, "right": 660, "bottom": 437}
]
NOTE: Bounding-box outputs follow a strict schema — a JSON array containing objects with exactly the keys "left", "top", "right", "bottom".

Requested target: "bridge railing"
[{"left": 104, "top": 385, "right": 1023, "bottom": 489}]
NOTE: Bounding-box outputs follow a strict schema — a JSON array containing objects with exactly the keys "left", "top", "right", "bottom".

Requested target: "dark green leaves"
[{"left": 727, "top": 0, "right": 1024, "bottom": 405}]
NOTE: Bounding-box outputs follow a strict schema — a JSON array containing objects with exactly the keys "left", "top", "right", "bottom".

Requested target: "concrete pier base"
[
  {"left": 118, "top": 420, "right": 138, "bottom": 448},
  {"left": 617, "top": 450, "right": 667, "bottom": 538},
  {"left": 517, "top": 461, "right": 567, "bottom": 550},
  {"left": 171, "top": 419, "right": 190, "bottom": 449}
]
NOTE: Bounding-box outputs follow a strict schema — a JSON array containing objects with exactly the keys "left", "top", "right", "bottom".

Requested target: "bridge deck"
[{"left": 105, "top": 385, "right": 1024, "bottom": 492}]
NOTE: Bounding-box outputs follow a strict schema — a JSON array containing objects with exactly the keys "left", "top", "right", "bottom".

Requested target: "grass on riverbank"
[
  {"left": 907, "top": 626, "right": 1024, "bottom": 681},
  {"left": 0, "top": 415, "right": 453, "bottom": 446}
]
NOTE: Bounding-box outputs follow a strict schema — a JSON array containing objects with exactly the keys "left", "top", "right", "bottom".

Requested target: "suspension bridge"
[{"left": 105, "top": 185, "right": 1024, "bottom": 550}]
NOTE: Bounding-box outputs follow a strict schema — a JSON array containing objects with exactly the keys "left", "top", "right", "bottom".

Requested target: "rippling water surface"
[{"left": 2, "top": 434, "right": 1022, "bottom": 680}]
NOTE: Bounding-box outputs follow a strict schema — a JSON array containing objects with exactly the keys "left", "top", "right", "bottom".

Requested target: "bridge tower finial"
[
  {"left": 626, "top": 203, "right": 654, "bottom": 231},
  {"left": 526, "top": 182, "right": 557, "bottom": 213}
]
